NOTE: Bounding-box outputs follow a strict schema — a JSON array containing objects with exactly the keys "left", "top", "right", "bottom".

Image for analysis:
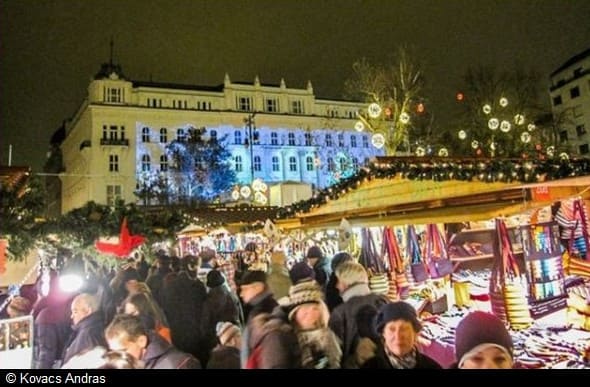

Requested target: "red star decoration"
[{"left": 95, "top": 217, "right": 145, "bottom": 258}]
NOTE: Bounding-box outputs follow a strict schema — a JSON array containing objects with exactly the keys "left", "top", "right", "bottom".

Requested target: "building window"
[
  {"left": 304, "top": 133, "right": 312, "bottom": 146},
  {"left": 570, "top": 86, "right": 581, "bottom": 99},
  {"left": 238, "top": 96, "right": 252, "bottom": 111},
  {"left": 289, "top": 156, "right": 297, "bottom": 172},
  {"left": 160, "top": 128, "right": 167, "bottom": 143},
  {"left": 352, "top": 157, "right": 359, "bottom": 170},
  {"left": 141, "top": 154, "right": 151, "bottom": 172},
  {"left": 362, "top": 135, "right": 369, "bottom": 148},
  {"left": 109, "top": 125, "right": 118, "bottom": 140},
  {"left": 234, "top": 130, "right": 242, "bottom": 145},
  {"left": 306, "top": 156, "right": 314, "bottom": 171},
  {"left": 142, "top": 127, "right": 150, "bottom": 143},
  {"left": 109, "top": 154, "right": 119, "bottom": 172},
  {"left": 105, "top": 87, "right": 122, "bottom": 103},
  {"left": 235, "top": 156, "right": 243, "bottom": 172},
  {"left": 106, "top": 185, "right": 122, "bottom": 206},
  {"left": 288, "top": 133, "right": 296, "bottom": 146},
  {"left": 210, "top": 130, "right": 217, "bottom": 142},
  {"left": 552, "top": 95, "right": 562, "bottom": 106},
  {"left": 254, "top": 156, "right": 261, "bottom": 172},
  {"left": 338, "top": 134, "right": 345, "bottom": 147},
  {"left": 271, "top": 132, "right": 278, "bottom": 145},
  {"left": 576, "top": 125, "right": 587, "bottom": 137},
  {"left": 272, "top": 156, "right": 280, "bottom": 171},
  {"left": 327, "top": 157, "right": 334, "bottom": 172},
  {"left": 339, "top": 157, "right": 347, "bottom": 171},
  {"left": 350, "top": 135, "right": 357, "bottom": 148},
  {"left": 580, "top": 144, "right": 590, "bottom": 154},
  {"left": 325, "top": 134, "right": 333, "bottom": 147},
  {"left": 291, "top": 100, "right": 303, "bottom": 114},
  {"left": 177, "top": 129, "right": 186, "bottom": 142},
  {"left": 160, "top": 155, "right": 168, "bottom": 171},
  {"left": 265, "top": 98, "right": 278, "bottom": 112},
  {"left": 559, "top": 130, "right": 568, "bottom": 143}
]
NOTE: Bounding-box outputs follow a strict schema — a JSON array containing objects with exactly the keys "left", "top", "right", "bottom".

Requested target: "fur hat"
[
  {"left": 216, "top": 321, "right": 240, "bottom": 345},
  {"left": 454, "top": 311, "right": 513, "bottom": 367},
  {"left": 285, "top": 281, "right": 323, "bottom": 320},
  {"left": 8, "top": 296, "right": 32, "bottom": 315},
  {"left": 206, "top": 270, "right": 225, "bottom": 288},
  {"left": 289, "top": 261, "right": 315, "bottom": 284},
  {"left": 374, "top": 302, "right": 421, "bottom": 334},
  {"left": 305, "top": 246, "right": 323, "bottom": 260},
  {"left": 238, "top": 270, "right": 267, "bottom": 286}
]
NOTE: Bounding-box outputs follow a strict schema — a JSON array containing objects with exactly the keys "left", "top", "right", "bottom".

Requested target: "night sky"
[{"left": 1, "top": 0, "right": 589, "bottom": 172}]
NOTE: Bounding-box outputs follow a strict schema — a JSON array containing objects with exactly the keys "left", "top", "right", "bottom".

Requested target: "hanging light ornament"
[
  {"left": 559, "top": 152, "right": 569, "bottom": 161},
  {"left": 499, "top": 97, "right": 509, "bottom": 107},
  {"left": 367, "top": 103, "right": 382, "bottom": 118},
  {"left": 514, "top": 114, "right": 525, "bottom": 125},
  {"left": 520, "top": 132, "right": 531, "bottom": 143},
  {"left": 546, "top": 146, "right": 555, "bottom": 157},
  {"left": 438, "top": 148, "right": 449, "bottom": 157},
  {"left": 488, "top": 118, "right": 500, "bottom": 130},
  {"left": 371, "top": 133, "right": 385, "bottom": 149},
  {"left": 471, "top": 140, "right": 479, "bottom": 149},
  {"left": 527, "top": 123, "right": 536, "bottom": 132},
  {"left": 482, "top": 104, "right": 492, "bottom": 114},
  {"left": 500, "top": 120, "right": 511, "bottom": 132},
  {"left": 490, "top": 142, "right": 497, "bottom": 151},
  {"left": 458, "top": 130, "right": 467, "bottom": 140},
  {"left": 415, "top": 146, "right": 426, "bottom": 157},
  {"left": 354, "top": 121, "right": 365, "bottom": 132},
  {"left": 399, "top": 112, "right": 410, "bottom": 124}
]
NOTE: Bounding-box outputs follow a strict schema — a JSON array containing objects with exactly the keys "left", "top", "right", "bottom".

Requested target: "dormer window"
[{"left": 104, "top": 87, "right": 123, "bottom": 103}]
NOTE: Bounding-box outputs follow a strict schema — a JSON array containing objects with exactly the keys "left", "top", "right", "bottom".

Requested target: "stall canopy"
[{"left": 276, "top": 157, "right": 590, "bottom": 231}]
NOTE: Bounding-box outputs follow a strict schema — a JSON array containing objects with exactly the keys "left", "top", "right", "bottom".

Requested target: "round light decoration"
[
  {"left": 559, "top": 152, "right": 569, "bottom": 161},
  {"left": 415, "top": 146, "right": 426, "bottom": 157},
  {"left": 546, "top": 146, "right": 555, "bottom": 157},
  {"left": 354, "top": 121, "right": 365, "bottom": 132},
  {"left": 231, "top": 190, "right": 240, "bottom": 201},
  {"left": 500, "top": 120, "right": 512, "bottom": 133},
  {"left": 371, "top": 133, "right": 385, "bottom": 149},
  {"left": 252, "top": 178, "right": 267, "bottom": 193},
  {"left": 499, "top": 97, "right": 509, "bottom": 107},
  {"left": 527, "top": 123, "right": 536, "bottom": 132},
  {"left": 240, "top": 185, "right": 252, "bottom": 198},
  {"left": 482, "top": 104, "right": 492, "bottom": 114},
  {"left": 367, "top": 103, "right": 382, "bottom": 118},
  {"left": 514, "top": 114, "right": 525, "bottom": 125},
  {"left": 399, "top": 112, "right": 410, "bottom": 124},
  {"left": 520, "top": 132, "right": 531, "bottom": 143},
  {"left": 254, "top": 191, "right": 267, "bottom": 205},
  {"left": 438, "top": 148, "right": 449, "bottom": 157},
  {"left": 471, "top": 140, "right": 479, "bottom": 149},
  {"left": 458, "top": 130, "right": 467, "bottom": 140},
  {"left": 490, "top": 142, "right": 497, "bottom": 151},
  {"left": 488, "top": 118, "right": 500, "bottom": 130}
]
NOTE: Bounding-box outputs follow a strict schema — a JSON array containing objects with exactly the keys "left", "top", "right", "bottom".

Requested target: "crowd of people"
[{"left": 0, "top": 245, "right": 515, "bottom": 369}]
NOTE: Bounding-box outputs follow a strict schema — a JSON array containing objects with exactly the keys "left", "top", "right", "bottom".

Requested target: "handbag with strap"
[
  {"left": 407, "top": 225, "right": 429, "bottom": 283},
  {"left": 425, "top": 224, "right": 454, "bottom": 279}
]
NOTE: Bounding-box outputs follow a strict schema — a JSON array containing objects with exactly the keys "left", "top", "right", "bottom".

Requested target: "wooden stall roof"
[
  {"left": 276, "top": 173, "right": 590, "bottom": 231},
  {"left": 181, "top": 204, "right": 279, "bottom": 234},
  {"left": 0, "top": 166, "right": 31, "bottom": 196}
]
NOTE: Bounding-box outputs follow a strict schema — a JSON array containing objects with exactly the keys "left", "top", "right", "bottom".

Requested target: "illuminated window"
[
  {"left": 288, "top": 133, "right": 296, "bottom": 146},
  {"left": 271, "top": 132, "right": 278, "bottom": 145},
  {"left": 289, "top": 156, "right": 297, "bottom": 171},
  {"left": 272, "top": 156, "right": 280, "bottom": 171},
  {"left": 304, "top": 133, "right": 312, "bottom": 146},
  {"left": 109, "top": 154, "right": 119, "bottom": 172},
  {"left": 235, "top": 155, "right": 243, "bottom": 172},
  {"left": 142, "top": 127, "right": 150, "bottom": 143},
  {"left": 235, "top": 131, "right": 242, "bottom": 145},
  {"left": 106, "top": 185, "right": 122, "bottom": 206},
  {"left": 350, "top": 135, "right": 357, "bottom": 148},
  {"left": 306, "top": 156, "right": 314, "bottom": 171},
  {"left": 160, "top": 128, "right": 167, "bottom": 143},
  {"left": 160, "top": 155, "right": 168, "bottom": 172},
  {"left": 254, "top": 156, "right": 261, "bottom": 172},
  {"left": 142, "top": 154, "right": 151, "bottom": 172},
  {"left": 325, "top": 134, "right": 333, "bottom": 147}
]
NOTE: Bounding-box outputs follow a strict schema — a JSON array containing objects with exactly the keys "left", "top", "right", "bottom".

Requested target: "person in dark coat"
[
  {"left": 61, "top": 293, "right": 108, "bottom": 367},
  {"left": 105, "top": 314, "right": 201, "bottom": 369},
  {"left": 305, "top": 246, "right": 331, "bottom": 292},
  {"left": 207, "top": 322, "right": 241, "bottom": 369},
  {"left": 325, "top": 252, "right": 353, "bottom": 311},
  {"left": 361, "top": 302, "right": 442, "bottom": 369}
]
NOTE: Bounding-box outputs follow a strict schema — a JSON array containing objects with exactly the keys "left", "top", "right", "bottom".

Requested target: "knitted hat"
[
  {"left": 206, "top": 270, "right": 225, "bottom": 288},
  {"left": 216, "top": 321, "right": 240, "bottom": 346},
  {"left": 454, "top": 311, "right": 513, "bottom": 367},
  {"left": 238, "top": 270, "right": 267, "bottom": 286},
  {"left": 285, "top": 281, "right": 323, "bottom": 320},
  {"left": 288, "top": 261, "right": 315, "bottom": 284},
  {"left": 8, "top": 296, "right": 32, "bottom": 315},
  {"left": 305, "top": 246, "right": 323, "bottom": 259},
  {"left": 374, "top": 302, "right": 421, "bottom": 334}
]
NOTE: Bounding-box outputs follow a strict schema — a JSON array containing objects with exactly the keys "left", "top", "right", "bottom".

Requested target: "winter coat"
[
  {"left": 32, "top": 295, "right": 74, "bottom": 369},
  {"left": 201, "top": 285, "right": 240, "bottom": 357},
  {"left": 142, "top": 332, "right": 201, "bottom": 369},
  {"left": 312, "top": 258, "right": 331, "bottom": 292},
  {"left": 207, "top": 345, "right": 241, "bottom": 369},
  {"left": 325, "top": 272, "right": 343, "bottom": 311},
  {"left": 361, "top": 344, "right": 442, "bottom": 369},
  {"left": 61, "top": 312, "right": 107, "bottom": 366},
  {"left": 246, "top": 311, "right": 301, "bottom": 369}
]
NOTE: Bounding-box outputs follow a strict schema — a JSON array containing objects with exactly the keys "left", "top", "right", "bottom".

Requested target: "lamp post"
[{"left": 244, "top": 113, "right": 257, "bottom": 184}]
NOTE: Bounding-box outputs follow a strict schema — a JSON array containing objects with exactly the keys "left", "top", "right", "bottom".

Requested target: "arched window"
[
  {"left": 254, "top": 156, "right": 261, "bottom": 172},
  {"left": 235, "top": 131, "right": 242, "bottom": 145},
  {"left": 160, "top": 155, "right": 168, "bottom": 172},
  {"left": 160, "top": 128, "right": 167, "bottom": 143},
  {"left": 289, "top": 156, "right": 297, "bottom": 171},
  {"left": 340, "top": 157, "right": 347, "bottom": 171},
  {"left": 142, "top": 127, "right": 150, "bottom": 143},
  {"left": 304, "top": 132, "right": 312, "bottom": 146},
  {"left": 288, "top": 133, "right": 296, "bottom": 146},
  {"left": 325, "top": 134, "right": 333, "bottom": 147},
  {"left": 327, "top": 157, "right": 334, "bottom": 172},
  {"left": 235, "top": 155, "right": 243, "bottom": 172},
  {"left": 306, "top": 156, "right": 314, "bottom": 171},
  {"left": 352, "top": 157, "right": 359, "bottom": 170},
  {"left": 177, "top": 129, "right": 185, "bottom": 142},
  {"left": 271, "top": 132, "right": 278, "bottom": 145},
  {"left": 350, "top": 135, "right": 357, "bottom": 148},
  {"left": 142, "top": 154, "right": 151, "bottom": 172},
  {"left": 272, "top": 156, "right": 280, "bottom": 171}
]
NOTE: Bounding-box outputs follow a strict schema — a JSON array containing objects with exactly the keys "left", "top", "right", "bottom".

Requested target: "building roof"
[
  {"left": 550, "top": 47, "right": 590, "bottom": 77},
  {"left": 132, "top": 80, "right": 225, "bottom": 92}
]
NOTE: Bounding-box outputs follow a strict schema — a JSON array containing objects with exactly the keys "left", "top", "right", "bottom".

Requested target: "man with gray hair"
[{"left": 61, "top": 293, "right": 107, "bottom": 367}]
